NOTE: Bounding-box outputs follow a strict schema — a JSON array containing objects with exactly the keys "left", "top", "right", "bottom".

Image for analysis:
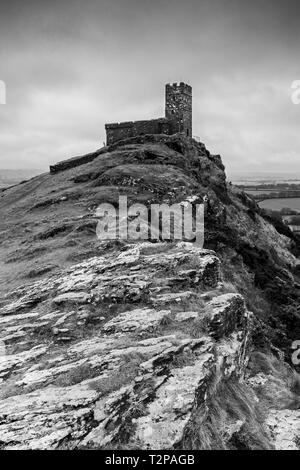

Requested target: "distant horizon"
[
  {"left": 1, "top": 165, "right": 300, "bottom": 178},
  {"left": 1, "top": 164, "right": 300, "bottom": 179},
  {"left": 1, "top": 167, "right": 300, "bottom": 183}
]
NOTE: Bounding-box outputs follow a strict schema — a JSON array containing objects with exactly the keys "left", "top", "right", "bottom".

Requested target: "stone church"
[{"left": 105, "top": 82, "right": 192, "bottom": 145}]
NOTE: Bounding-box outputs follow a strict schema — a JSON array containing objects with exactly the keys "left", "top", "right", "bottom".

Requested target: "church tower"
[{"left": 165, "top": 82, "right": 192, "bottom": 137}]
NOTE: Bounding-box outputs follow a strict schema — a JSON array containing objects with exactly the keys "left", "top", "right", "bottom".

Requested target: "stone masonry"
[{"left": 105, "top": 82, "right": 192, "bottom": 145}]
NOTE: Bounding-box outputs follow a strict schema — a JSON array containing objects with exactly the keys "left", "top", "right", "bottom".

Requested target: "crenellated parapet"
[{"left": 105, "top": 82, "right": 192, "bottom": 145}]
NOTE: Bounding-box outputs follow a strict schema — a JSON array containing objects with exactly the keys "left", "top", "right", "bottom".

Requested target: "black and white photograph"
[{"left": 0, "top": 0, "right": 299, "bottom": 456}]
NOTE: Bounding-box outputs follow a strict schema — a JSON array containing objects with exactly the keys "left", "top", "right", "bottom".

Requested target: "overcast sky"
[{"left": 0, "top": 0, "right": 300, "bottom": 177}]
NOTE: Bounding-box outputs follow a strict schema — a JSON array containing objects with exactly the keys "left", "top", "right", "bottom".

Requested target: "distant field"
[
  {"left": 245, "top": 189, "right": 280, "bottom": 196},
  {"left": 259, "top": 197, "right": 300, "bottom": 212}
]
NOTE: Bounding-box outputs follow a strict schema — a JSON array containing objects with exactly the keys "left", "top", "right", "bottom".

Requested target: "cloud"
[{"left": 0, "top": 0, "right": 299, "bottom": 175}]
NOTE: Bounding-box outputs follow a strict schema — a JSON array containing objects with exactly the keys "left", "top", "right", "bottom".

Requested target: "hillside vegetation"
[{"left": 0, "top": 134, "right": 299, "bottom": 449}]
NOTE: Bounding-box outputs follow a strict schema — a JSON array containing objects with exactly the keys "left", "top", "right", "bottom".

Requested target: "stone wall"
[
  {"left": 165, "top": 82, "right": 192, "bottom": 138},
  {"left": 105, "top": 118, "right": 171, "bottom": 146},
  {"left": 105, "top": 82, "right": 193, "bottom": 145}
]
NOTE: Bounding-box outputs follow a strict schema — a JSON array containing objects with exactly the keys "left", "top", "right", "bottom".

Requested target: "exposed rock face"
[
  {"left": 266, "top": 410, "right": 300, "bottom": 450},
  {"left": 85, "top": 342, "right": 214, "bottom": 450},
  {"left": 206, "top": 294, "right": 247, "bottom": 340},
  {"left": 0, "top": 242, "right": 253, "bottom": 449},
  {"left": 0, "top": 134, "right": 299, "bottom": 450},
  {"left": 49, "top": 148, "right": 106, "bottom": 174}
]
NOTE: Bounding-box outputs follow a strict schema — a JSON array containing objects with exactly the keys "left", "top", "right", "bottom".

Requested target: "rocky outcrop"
[
  {"left": 0, "top": 242, "right": 253, "bottom": 449},
  {"left": 0, "top": 134, "right": 299, "bottom": 450}
]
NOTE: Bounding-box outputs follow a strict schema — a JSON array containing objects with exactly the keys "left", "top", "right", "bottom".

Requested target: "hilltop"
[{"left": 0, "top": 134, "right": 299, "bottom": 449}]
